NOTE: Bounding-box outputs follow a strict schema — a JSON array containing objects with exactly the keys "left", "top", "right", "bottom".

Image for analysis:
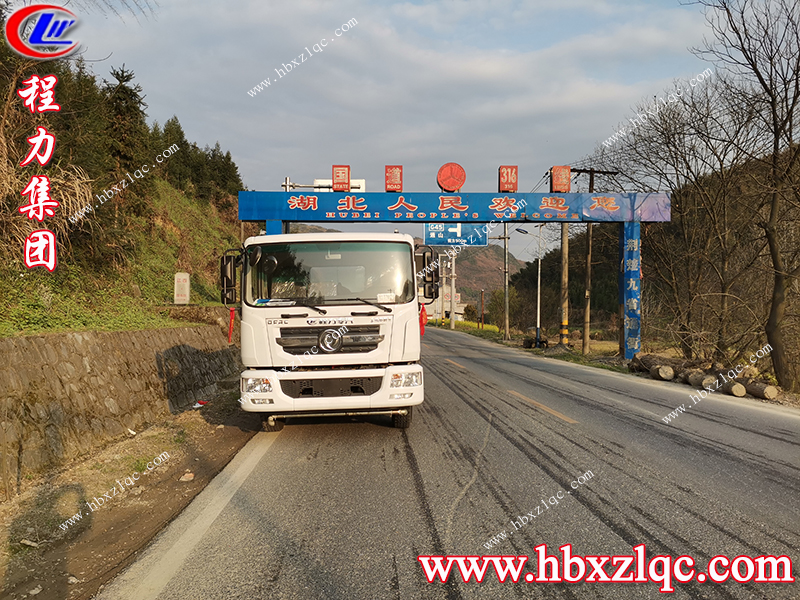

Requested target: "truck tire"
[
  {"left": 262, "top": 416, "right": 284, "bottom": 432},
  {"left": 392, "top": 407, "right": 412, "bottom": 429}
]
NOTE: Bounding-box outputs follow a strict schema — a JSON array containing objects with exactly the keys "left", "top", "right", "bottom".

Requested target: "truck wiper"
[
  {"left": 340, "top": 298, "right": 392, "bottom": 313},
  {"left": 295, "top": 300, "right": 327, "bottom": 314},
  {"left": 255, "top": 299, "right": 327, "bottom": 314}
]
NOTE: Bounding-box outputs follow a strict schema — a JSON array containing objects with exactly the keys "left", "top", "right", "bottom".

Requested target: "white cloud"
[{"left": 67, "top": 0, "right": 710, "bottom": 195}]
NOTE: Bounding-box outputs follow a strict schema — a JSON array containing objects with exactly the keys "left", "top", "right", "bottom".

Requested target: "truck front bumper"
[{"left": 238, "top": 365, "right": 424, "bottom": 413}]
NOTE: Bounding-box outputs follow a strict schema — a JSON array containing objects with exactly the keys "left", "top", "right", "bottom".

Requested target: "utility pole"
[
  {"left": 559, "top": 223, "right": 569, "bottom": 347},
  {"left": 450, "top": 254, "right": 456, "bottom": 329},
  {"left": 503, "top": 223, "right": 510, "bottom": 340},
  {"left": 549, "top": 166, "right": 572, "bottom": 348},
  {"left": 489, "top": 229, "right": 511, "bottom": 340},
  {"left": 583, "top": 221, "right": 592, "bottom": 355},
  {"left": 480, "top": 289, "right": 484, "bottom": 329},
  {"left": 571, "top": 168, "right": 618, "bottom": 355},
  {"left": 438, "top": 253, "right": 445, "bottom": 326},
  {"left": 437, "top": 255, "right": 444, "bottom": 325},
  {"left": 536, "top": 225, "right": 543, "bottom": 347}
]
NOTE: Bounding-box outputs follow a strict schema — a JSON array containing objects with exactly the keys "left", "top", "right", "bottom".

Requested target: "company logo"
[
  {"left": 306, "top": 318, "right": 353, "bottom": 326},
  {"left": 318, "top": 329, "right": 344, "bottom": 353},
  {"left": 5, "top": 4, "right": 79, "bottom": 60}
]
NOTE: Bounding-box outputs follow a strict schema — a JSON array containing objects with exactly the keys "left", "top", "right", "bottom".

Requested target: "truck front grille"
[
  {"left": 280, "top": 376, "right": 383, "bottom": 398},
  {"left": 277, "top": 325, "right": 383, "bottom": 355}
]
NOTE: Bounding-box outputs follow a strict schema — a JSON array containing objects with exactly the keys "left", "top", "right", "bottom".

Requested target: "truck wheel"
[
  {"left": 392, "top": 407, "right": 412, "bottom": 429},
  {"left": 262, "top": 416, "right": 284, "bottom": 432}
]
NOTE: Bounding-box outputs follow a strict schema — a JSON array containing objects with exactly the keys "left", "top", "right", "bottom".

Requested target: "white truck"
[{"left": 220, "top": 232, "right": 439, "bottom": 430}]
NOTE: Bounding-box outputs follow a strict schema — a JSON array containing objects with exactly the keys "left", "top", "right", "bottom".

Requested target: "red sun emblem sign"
[{"left": 437, "top": 162, "right": 466, "bottom": 192}]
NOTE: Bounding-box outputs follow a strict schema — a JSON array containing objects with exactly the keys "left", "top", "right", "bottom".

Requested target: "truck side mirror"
[
  {"left": 424, "top": 283, "right": 439, "bottom": 300},
  {"left": 422, "top": 248, "right": 439, "bottom": 284},
  {"left": 220, "top": 254, "right": 237, "bottom": 305}
]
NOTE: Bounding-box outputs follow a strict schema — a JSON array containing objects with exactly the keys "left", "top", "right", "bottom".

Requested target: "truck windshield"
[{"left": 244, "top": 241, "right": 414, "bottom": 307}]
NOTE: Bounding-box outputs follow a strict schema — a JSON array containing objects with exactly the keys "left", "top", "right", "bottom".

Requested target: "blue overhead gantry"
[{"left": 238, "top": 188, "right": 670, "bottom": 359}]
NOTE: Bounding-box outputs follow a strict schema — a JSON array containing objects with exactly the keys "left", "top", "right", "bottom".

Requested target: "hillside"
[
  {"left": 287, "top": 223, "right": 342, "bottom": 234},
  {"left": 1, "top": 179, "right": 244, "bottom": 336},
  {"left": 429, "top": 243, "right": 526, "bottom": 306},
  {"left": 1, "top": 48, "right": 248, "bottom": 337}
]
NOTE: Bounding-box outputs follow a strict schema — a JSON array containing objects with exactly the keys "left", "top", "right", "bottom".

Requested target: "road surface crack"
[{"left": 444, "top": 413, "right": 493, "bottom": 550}]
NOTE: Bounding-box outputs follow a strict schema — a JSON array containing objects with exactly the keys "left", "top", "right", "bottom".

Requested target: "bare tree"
[
  {"left": 577, "top": 73, "right": 769, "bottom": 363},
  {"left": 68, "top": 0, "right": 158, "bottom": 21},
  {"left": 693, "top": 0, "right": 800, "bottom": 390}
]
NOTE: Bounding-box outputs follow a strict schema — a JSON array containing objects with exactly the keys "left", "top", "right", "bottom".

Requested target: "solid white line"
[{"left": 97, "top": 433, "right": 278, "bottom": 600}]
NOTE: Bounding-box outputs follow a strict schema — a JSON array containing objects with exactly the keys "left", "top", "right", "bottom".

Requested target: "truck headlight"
[
  {"left": 242, "top": 377, "right": 272, "bottom": 393},
  {"left": 389, "top": 372, "right": 423, "bottom": 388}
]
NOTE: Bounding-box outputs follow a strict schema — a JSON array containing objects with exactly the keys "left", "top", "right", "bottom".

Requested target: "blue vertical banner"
[
  {"left": 622, "top": 222, "right": 641, "bottom": 359},
  {"left": 264, "top": 220, "right": 282, "bottom": 235}
]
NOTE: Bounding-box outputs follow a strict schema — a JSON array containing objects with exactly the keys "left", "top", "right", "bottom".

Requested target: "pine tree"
[
  {"left": 103, "top": 65, "right": 151, "bottom": 227},
  {"left": 160, "top": 116, "right": 191, "bottom": 189}
]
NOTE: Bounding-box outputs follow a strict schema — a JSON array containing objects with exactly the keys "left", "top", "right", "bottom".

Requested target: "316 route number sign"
[{"left": 499, "top": 165, "right": 518, "bottom": 193}]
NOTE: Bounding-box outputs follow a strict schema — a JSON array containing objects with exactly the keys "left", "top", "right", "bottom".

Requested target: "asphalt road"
[{"left": 96, "top": 327, "right": 799, "bottom": 599}]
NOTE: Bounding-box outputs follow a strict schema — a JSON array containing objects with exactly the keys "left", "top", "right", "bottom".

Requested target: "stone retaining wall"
[{"left": 0, "top": 326, "right": 241, "bottom": 499}]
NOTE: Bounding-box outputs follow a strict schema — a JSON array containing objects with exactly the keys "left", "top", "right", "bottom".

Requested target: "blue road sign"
[
  {"left": 238, "top": 191, "right": 671, "bottom": 223},
  {"left": 424, "top": 223, "right": 487, "bottom": 246}
]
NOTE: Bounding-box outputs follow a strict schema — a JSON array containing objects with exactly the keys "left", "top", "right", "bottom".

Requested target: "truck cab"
[{"left": 221, "top": 232, "right": 439, "bottom": 430}]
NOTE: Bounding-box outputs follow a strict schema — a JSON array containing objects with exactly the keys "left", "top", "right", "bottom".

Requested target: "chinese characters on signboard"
[
  {"left": 551, "top": 165, "right": 571, "bottom": 193},
  {"left": 174, "top": 273, "right": 191, "bottom": 304},
  {"left": 385, "top": 165, "right": 402, "bottom": 192},
  {"left": 240, "top": 191, "right": 671, "bottom": 223},
  {"left": 17, "top": 74, "right": 60, "bottom": 271},
  {"left": 621, "top": 222, "right": 642, "bottom": 359},
  {"left": 332, "top": 165, "right": 350, "bottom": 192}
]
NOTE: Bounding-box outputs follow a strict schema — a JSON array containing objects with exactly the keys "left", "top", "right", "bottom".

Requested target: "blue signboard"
[
  {"left": 238, "top": 191, "right": 670, "bottom": 224},
  {"left": 424, "top": 223, "right": 487, "bottom": 246},
  {"left": 620, "top": 222, "right": 642, "bottom": 359}
]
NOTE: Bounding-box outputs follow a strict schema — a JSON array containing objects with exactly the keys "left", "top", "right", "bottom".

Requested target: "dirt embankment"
[{"left": 0, "top": 384, "right": 260, "bottom": 600}]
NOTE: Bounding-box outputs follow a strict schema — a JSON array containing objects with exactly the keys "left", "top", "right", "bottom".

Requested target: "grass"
[
  {"left": 430, "top": 321, "right": 631, "bottom": 373},
  {"left": 131, "top": 458, "right": 149, "bottom": 473},
  {"left": 428, "top": 319, "right": 507, "bottom": 342},
  {"left": 0, "top": 267, "right": 185, "bottom": 337},
  {"left": 0, "top": 179, "right": 238, "bottom": 337},
  {"left": 172, "top": 429, "right": 187, "bottom": 445}
]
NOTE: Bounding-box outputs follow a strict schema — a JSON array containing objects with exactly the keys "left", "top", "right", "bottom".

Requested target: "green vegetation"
[
  {"left": 429, "top": 320, "right": 628, "bottom": 374},
  {"left": 429, "top": 319, "right": 500, "bottom": 332},
  {"left": 131, "top": 458, "right": 149, "bottom": 473},
  {"left": 1, "top": 11, "right": 244, "bottom": 337},
  {"left": 428, "top": 319, "right": 507, "bottom": 343},
  {"left": 172, "top": 429, "right": 187, "bottom": 445},
  {"left": 0, "top": 177, "right": 239, "bottom": 336}
]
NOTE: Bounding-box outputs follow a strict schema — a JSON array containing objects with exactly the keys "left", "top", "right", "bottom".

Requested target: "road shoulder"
[{"left": 0, "top": 389, "right": 260, "bottom": 600}]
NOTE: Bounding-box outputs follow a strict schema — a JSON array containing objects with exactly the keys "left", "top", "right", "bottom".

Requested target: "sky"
[{"left": 55, "top": 0, "right": 711, "bottom": 259}]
